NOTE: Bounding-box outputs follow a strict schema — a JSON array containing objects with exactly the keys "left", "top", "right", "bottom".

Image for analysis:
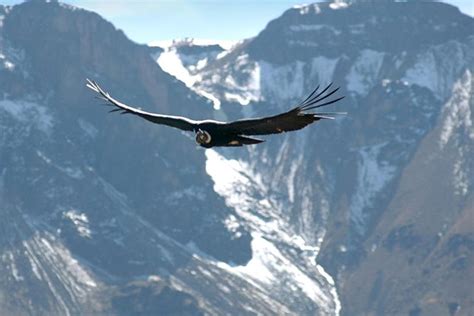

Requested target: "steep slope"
[
  {"left": 0, "top": 1, "right": 340, "bottom": 315},
  {"left": 340, "top": 70, "right": 474, "bottom": 315},
  {"left": 0, "top": 1, "right": 247, "bottom": 313},
  {"left": 153, "top": 38, "right": 236, "bottom": 110},
  {"left": 165, "top": 1, "right": 474, "bottom": 315}
]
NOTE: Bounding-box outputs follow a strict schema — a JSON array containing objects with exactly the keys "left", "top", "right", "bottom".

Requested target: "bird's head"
[{"left": 195, "top": 129, "right": 212, "bottom": 145}]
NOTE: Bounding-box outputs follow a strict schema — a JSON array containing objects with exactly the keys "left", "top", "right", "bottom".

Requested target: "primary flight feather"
[{"left": 86, "top": 79, "right": 345, "bottom": 148}]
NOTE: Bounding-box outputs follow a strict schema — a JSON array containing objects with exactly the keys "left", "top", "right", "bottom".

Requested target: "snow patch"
[
  {"left": 78, "top": 119, "right": 98, "bottom": 138},
  {"left": 259, "top": 60, "right": 303, "bottom": 104},
  {"left": 439, "top": 70, "right": 473, "bottom": 147},
  {"left": 0, "top": 99, "right": 53, "bottom": 132},
  {"left": 329, "top": 1, "right": 349, "bottom": 10},
  {"left": 439, "top": 71, "right": 473, "bottom": 197},
  {"left": 0, "top": 35, "right": 26, "bottom": 73},
  {"left": 157, "top": 48, "right": 196, "bottom": 87},
  {"left": 351, "top": 143, "right": 396, "bottom": 234},
  {"left": 36, "top": 151, "right": 84, "bottom": 179},
  {"left": 147, "top": 275, "right": 161, "bottom": 282},
  {"left": 155, "top": 47, "right": 221, "bottom": 109},
  {"left": 453, "top": 158, "right": 470, "bottom": 196},
  {"left": 199, "top": 54, "right": 261, "bottom": 106},
  {"left": 196, "top": 88, "right": 221, "bottom": 110},
  {"left": 197, "top": 54, "right": 338, "bottom": 108},
  {"left": 61, "top": 167, "right": 84, "bottom": 179},
  {"left": 310, "top": 56, "right": 339, "bottom": 87},
  {"left": 4, "top": 252, "right": 24, "bottom": 281},
  {"left": 346, "top": 49, "right": 385, "bottom": 96},
  {"left": 294, "top": 3, "right": 321, "bottom": 15},
  {"left": 289, "top": 24, "right": 341, "bottom": 35},
  {"left": 20, "top": 232, "right": 98, "bottom": 311},
  {"left": 63, "top": 209, "right": 92, "bottom": 238},
  {"left": 256, "top": 56, "right": 338, "bottom": 106},
  {"left": 216, "top": 233, "right": 330, "bottom": 305},
  {"left": 288, "top": 40, "right": 319, "bottom": 47},
  {"left": 217, "top": 234, "right": 275, "bottom": 285},
  {"left": 165, "top": 186, "right": 206, "bottom": 203},
  {"left": 403, "top": 41, "right": 468, "bottom": 100},
  {"left": 25, "top": 247, "right": 43, "bottom": 280},
  {"left": 224, "top": 214, "right": 242, "bottom": 238},
  {"left": 38, "top": 235, "right": 97, "bottom": 289},
  {"left": 205, "top": 149, "right": 341, "bottom": 313},
  {"left": 149, "top": 38, "right": 237, "bottom": 50},
  {"left": 287, "top": 154, "right": 303, "bottom": 203}
]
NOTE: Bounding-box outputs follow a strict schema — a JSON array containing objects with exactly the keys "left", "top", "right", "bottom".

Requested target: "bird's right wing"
[
  {"left": 221, "top": 83, "right": 345, "bottom": 136},
  {"left": 86, "top": 79, "right": 197, "bottom": 132}
]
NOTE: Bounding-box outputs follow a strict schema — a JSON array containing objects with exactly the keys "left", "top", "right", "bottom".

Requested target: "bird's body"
[
  {"left": 192, "top": 121, "right": 264, "bottom": 147},
  {"left": 86, "top": 79, "right": 345, "bottom": 148}
]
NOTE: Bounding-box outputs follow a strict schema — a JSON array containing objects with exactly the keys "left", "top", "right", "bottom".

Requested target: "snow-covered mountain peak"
[
  {"left": 247, "top": 0, "right": 473, "bottom": 65},
  {"left": 150, "top": 38, "right": 237, "bottom": 51}
]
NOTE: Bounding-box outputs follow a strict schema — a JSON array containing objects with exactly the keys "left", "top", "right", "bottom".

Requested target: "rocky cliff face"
[
  {"left": 0, "top": 1, "right": 252, "bottom": 314},
  {"left": 167, "top": 1, "right": 473, "bottom": 315},
  {"left": 0, "top": 1, "right": 337, "bottom": 315}
]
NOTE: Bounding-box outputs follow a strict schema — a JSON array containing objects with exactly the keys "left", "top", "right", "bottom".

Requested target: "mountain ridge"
[
  {"left": 167, "top": 1, "right": 473, "bottom": 315},
  {"left": 0, "top": 0, "right": 473, "bottom": 315}
]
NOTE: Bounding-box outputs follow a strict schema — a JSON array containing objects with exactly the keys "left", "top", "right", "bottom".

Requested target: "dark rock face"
[
  {"left": 247, "top": 1, "right": 474, "bottom": 64},
  {"left": 2, "top": 0, "right": 252, "bottom": 265},
  {"left": 0, "top": 1, "right": 253, "bottom": 314},
  {"left": 110, "top": 281, "right": 203, "bottom": 316}
]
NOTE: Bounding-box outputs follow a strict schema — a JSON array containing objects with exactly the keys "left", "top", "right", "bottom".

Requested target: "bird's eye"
[{"left": 196, "top": 130, "right": 211, "bottom": 144}]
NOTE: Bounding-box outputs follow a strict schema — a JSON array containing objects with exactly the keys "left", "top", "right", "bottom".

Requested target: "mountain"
[
  {"left": 0, "top": 0, "right": 473, "bottom": 315},
  {"left": 159, "top": 1, "right": 474, "bottom": 315},
  {"left": 0, "top": 1, "right": 337, "bottom": 315},
  {"left": 153, "top": 38, "right": 227, "bottom": 73}
]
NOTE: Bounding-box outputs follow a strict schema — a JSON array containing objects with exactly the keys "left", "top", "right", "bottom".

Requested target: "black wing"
[
  {"left": 86, "top": 79, "right": 197, "bottom": 132},
  {"left": 221, "top": 83, "right": 345, "bottom": 136}
]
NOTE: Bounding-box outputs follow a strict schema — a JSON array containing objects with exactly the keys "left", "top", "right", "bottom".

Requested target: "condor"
[{"left": 87, "top": 79, "right": 345, "bottom": 148}]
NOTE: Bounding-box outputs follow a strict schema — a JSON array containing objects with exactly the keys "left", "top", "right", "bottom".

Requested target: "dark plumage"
[{"left": 86, "top": 79, "right": 345, "bottom": 148}]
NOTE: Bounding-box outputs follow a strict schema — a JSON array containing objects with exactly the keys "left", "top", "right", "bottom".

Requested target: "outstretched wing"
[
  {"left": 86, "top": 79, "right": 197, "bottom": 132},
  {"left": 222, "top": 83, "right": 345, "bottom": 136}
]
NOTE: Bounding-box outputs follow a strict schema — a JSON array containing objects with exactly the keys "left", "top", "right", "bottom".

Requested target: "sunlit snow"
[
  {"left": 403, "top": 41, "right": 468, "bottom": 100},
  {"left": 155, "top": 46, "right": 222, "bottom": 109},
  {"left": 439, "top": 70, "right": 473, "bottom": 148},
  {"left": 157, "top": 47, "right": 197, "bottom": 87},
  {"left": 439, "top": 70, "right": 473, "bottom": 197},
  {"left": 63, "top": 209, "right": 92, "bottom": 238},
  {"left": 19, "top": 231, "right": 98, "bottom": 311},
  {"left": 329, "top": 1, "right": 349, "bottom": 10},
  {"left": 205, "top": 149, "right": 341, "bottom": 314},
  {"left": 294, "top": 3, "right": 321, "bottom": 15}
]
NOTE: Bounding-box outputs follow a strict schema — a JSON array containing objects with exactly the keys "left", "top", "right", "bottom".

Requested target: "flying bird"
[{"left": 86, "top": 79, "right": 345, "bottom": 148}]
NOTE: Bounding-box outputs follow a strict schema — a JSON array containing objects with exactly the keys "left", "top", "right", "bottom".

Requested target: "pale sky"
[{"left": 2, "top": 1, "right": 473, "bottom": 44}]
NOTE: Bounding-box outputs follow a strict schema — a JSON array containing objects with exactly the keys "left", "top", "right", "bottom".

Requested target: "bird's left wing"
[
  {"left": 86, "top": 79, "right": 197, "bottom": 132},
  {"left": 221, "top": 83, "right": 345, "bottom": 136}
]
